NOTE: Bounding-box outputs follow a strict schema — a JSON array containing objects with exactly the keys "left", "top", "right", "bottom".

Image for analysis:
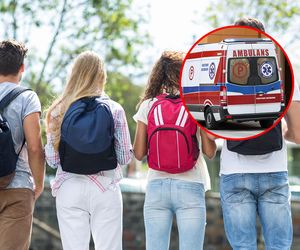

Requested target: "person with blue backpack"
[
  {"left": 45, "top": 51, "right": 133, "bottom": 250},
  {"left": 133, "top": 51, "right": 217, "bottom": 250}
]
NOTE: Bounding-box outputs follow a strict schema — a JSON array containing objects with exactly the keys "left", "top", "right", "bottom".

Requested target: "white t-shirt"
[
  {"left": 133, "top": 98, "right": 211, "bottom": 191},
  {"left": 220, "top": 82, "right": 300, "bottom": 174},
  {"left": 0, "top": 82, "right": 41, "bottom": 190}
]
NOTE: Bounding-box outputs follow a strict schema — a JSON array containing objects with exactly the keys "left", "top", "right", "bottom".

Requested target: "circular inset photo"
[{"left": 180, "top": 25, "right": 294, "bottom": 140}]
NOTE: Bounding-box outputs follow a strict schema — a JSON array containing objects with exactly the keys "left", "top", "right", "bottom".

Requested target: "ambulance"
[{"left": 181, "top": 38, "right": 285, "bottom": 129}]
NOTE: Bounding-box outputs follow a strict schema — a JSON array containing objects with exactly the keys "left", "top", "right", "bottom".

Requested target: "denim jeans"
[
  {"left": 144, "top": 178, "right": 206, "bottom": 250},
  {"left": 220, "top": 172, "right": 292, "bottom": 250}
]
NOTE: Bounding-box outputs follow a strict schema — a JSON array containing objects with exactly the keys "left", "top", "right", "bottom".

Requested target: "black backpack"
[
  {"left": 227, "top": 123, "right": 282, "bottom": 155},
  {"left": 59, "top": 96, "right": 118, "bottom": 175},
  {"left": 0, "top": 87, "right": 30, "bottom": 188}
]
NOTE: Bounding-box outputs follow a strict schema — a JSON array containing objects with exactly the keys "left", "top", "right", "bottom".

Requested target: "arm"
[
  {"left": 200, "top": 129, "right": 217, "bottom": 159},
  {"left": 45, "top": 132, "right": 61, "bottom": 168},
  {"left": 133, "top": 121, "right": 147, "bottom": 161},
  {"left": 284, "top": 100, "right": 300, "bottom": 144},
  {"left": 114, "top": 107, "right": 133, "bottom": 165},
  {"left": 23, "top": 112, "right": 45, "bottom": 199}
]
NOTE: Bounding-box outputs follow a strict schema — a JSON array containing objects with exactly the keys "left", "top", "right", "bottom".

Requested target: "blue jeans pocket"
[
  {"left": 268, "top": 171, "right": 288, "bottom": 181},
  {"left": 265, "top": 172, "right": 290, "bottom": 203},
  {"left": 220, "top": 174, "right": 247, "bottom": 203},
  {"left": 145, "top": 180, "right": 163, "bottom": 204},
  {"left": 177, "top": 182, "right": 205, "bottom": 206}
]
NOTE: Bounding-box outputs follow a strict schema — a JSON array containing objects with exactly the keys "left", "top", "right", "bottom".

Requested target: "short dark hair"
[
  {"left": 0, "top": 40, "right": 28, "bottom": 76},
  {"left": 234, "top": 17, "right": 265, "bottom": 32}
]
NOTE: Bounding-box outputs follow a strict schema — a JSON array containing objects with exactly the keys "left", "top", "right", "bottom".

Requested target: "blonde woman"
[{"left": 45, "top": 51, "right": 133, "bottom": 250}]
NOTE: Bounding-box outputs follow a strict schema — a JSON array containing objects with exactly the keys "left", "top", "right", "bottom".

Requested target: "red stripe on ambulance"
[
  {"left": 214, "top": 57, "right": 226, "bottom": 84},
  {"left": 255, "top": 94, "right": 281, "bottom": 103},
  {"left": 187, "top": 50, "right": 226, "bottom": 59},
  {"left": 227, "top": 94, "right": 281, "bottom": 105}
]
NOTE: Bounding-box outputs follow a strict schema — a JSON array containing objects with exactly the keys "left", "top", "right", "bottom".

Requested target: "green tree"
[
  {"left": 0, "top": 0, "right": 149, "bottom": 107},
  {"left": 204, "top": 0, "right": 300, "bottom": 46},
  {"left": 105, "top": 72, "right": 144, "bottom": 140},
  {"left": 0, "top": 0, "right": 149, "bottom": 175}
]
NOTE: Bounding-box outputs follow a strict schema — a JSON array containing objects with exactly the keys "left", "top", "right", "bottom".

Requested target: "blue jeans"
[
  {"left": 220, "top": 172, "right": 292, "bottom": 250},
  {"left": 144, "top": 179, "right": 206, "bottom": 250}
]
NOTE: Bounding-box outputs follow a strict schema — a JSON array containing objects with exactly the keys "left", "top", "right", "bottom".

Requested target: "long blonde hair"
[{"left": 45, "top": 51, "right": 107, "bottom": 150}]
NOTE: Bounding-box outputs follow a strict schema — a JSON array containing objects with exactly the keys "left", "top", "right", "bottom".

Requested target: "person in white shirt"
[
  {"left": 211, "top": 17, "right": 300, "bottom": 250},
  {"left": 133, "top": 51, "right": 216, "bottom": 250}
]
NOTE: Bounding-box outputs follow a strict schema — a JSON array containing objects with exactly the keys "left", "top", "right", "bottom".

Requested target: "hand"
[
  {"left": 200, "top": 129, "right": 217, "bottom": 159},
  {"left": 203, "top": 130, "right": 217, "bottom": 141},
  {"left": 282, "top": 118, "right": 288, "bottom": 136},
  {"left": 284, "top": 101, "right": 300, "bottom": 143},
  {"left": 34, "top": 184, "right": 44, "bottom": 200}
]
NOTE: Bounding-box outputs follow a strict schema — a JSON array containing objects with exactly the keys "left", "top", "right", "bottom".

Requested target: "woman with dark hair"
[{"left": 133, "top": 51, "right": 216, "bottom": 250}]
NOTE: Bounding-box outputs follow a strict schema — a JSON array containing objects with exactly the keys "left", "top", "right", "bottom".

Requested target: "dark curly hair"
[
  {"left": 138, "top": 51, "right": 185, "bottom": 107},
  {"left": 234, "top": 17, "right": 265, "bottom": 32}
]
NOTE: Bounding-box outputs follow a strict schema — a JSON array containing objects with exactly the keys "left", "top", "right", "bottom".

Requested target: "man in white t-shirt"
[{"left": 215, "top": 18, "right": 300, "bottom": 250}]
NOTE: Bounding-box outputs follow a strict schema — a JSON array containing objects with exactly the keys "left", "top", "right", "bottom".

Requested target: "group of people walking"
[{"left": 0, "top": 17, "right": 300, "bottom": 250}]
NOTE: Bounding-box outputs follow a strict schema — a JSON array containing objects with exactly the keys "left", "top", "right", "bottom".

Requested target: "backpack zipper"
[
  {"left": 148, "top": 127, "right": 190, "bottom": 154},
  {"left": 156, "top": 131, "right": 160, "bottom": 169},
  {"left": 176, "top": 131, "right": 180, "bottom": 169}
]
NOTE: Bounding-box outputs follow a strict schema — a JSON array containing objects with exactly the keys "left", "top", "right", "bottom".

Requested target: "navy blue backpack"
[{"left": 59, "top": 97, "right": 117, "bottom": 174}]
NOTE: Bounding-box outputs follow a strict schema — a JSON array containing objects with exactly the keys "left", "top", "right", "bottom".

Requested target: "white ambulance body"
[{"left": 182, "top": 38, "right": 285, "bottom": 129}]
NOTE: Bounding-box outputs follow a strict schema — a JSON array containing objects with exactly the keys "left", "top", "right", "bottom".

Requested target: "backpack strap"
[
  {"left": 17, "top": 139, "right": 26, "bottom": 156},
  {"left": 155, "top": 94, "right": 168, "bottom": 100},
  {"left": 147, "top": 94, "right": 181, "bottom": 121},
  {"left": 0, "top": 86, "right": 31, "bottom": 113},
  {"left": 165, "top": 94, "right": 180, "bottom": 99}
]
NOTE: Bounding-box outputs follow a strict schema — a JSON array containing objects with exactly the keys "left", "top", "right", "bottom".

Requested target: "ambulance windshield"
[{"left": 228, "top": 57, "right": 278, "bottom": 85}]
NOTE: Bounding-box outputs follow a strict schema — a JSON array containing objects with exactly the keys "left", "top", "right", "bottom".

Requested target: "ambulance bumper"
[{"left": 220, "top": 107, "right": 284, "bottom": 122}]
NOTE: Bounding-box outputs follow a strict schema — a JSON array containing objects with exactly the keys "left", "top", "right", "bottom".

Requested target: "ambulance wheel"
[
  {"left": 259, "top": 119, "right": 274, "bottom": 128},
  {"left": 205, "top": 108, "right": 218, "bottom": 130}
]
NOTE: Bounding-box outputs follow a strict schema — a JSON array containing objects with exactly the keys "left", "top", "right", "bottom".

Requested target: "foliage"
[
  {"left": 0, "top": 0, "right": 150, "bottom": 108},
  {"left": 0, "top": 0, "right": 149, "bottom": 175},
  {"left": 105, "top": 72, "right": 144, "bottom": 140},
  {"left": 204, "top": 0, "right": 300, "bottom": 46}
]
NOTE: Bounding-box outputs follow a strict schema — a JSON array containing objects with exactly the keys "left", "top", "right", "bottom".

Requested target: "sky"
[
  {"left": 148, "top": 0, "right": 211, "bottom": 52},
  {"left": 28, "top": 0, "right": 212, "bottom": 88},
  {"left": 128, "top": 0, "right": 213, "bottom": 84},
  {"left": 27, "top": 0, "right": 299, "bottom": 87},
  {"left": 137, "top": 0, "right": 300, "bottom": 85}
]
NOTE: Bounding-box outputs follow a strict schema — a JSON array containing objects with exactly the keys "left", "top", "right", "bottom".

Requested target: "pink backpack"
[{"left": 147, "top": 94, "right": 199, "bottom": 173}]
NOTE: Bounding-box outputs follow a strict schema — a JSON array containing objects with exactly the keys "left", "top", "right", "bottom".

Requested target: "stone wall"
[{"left": 30, "top": 184, "right": 300, "bottom": 250}]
